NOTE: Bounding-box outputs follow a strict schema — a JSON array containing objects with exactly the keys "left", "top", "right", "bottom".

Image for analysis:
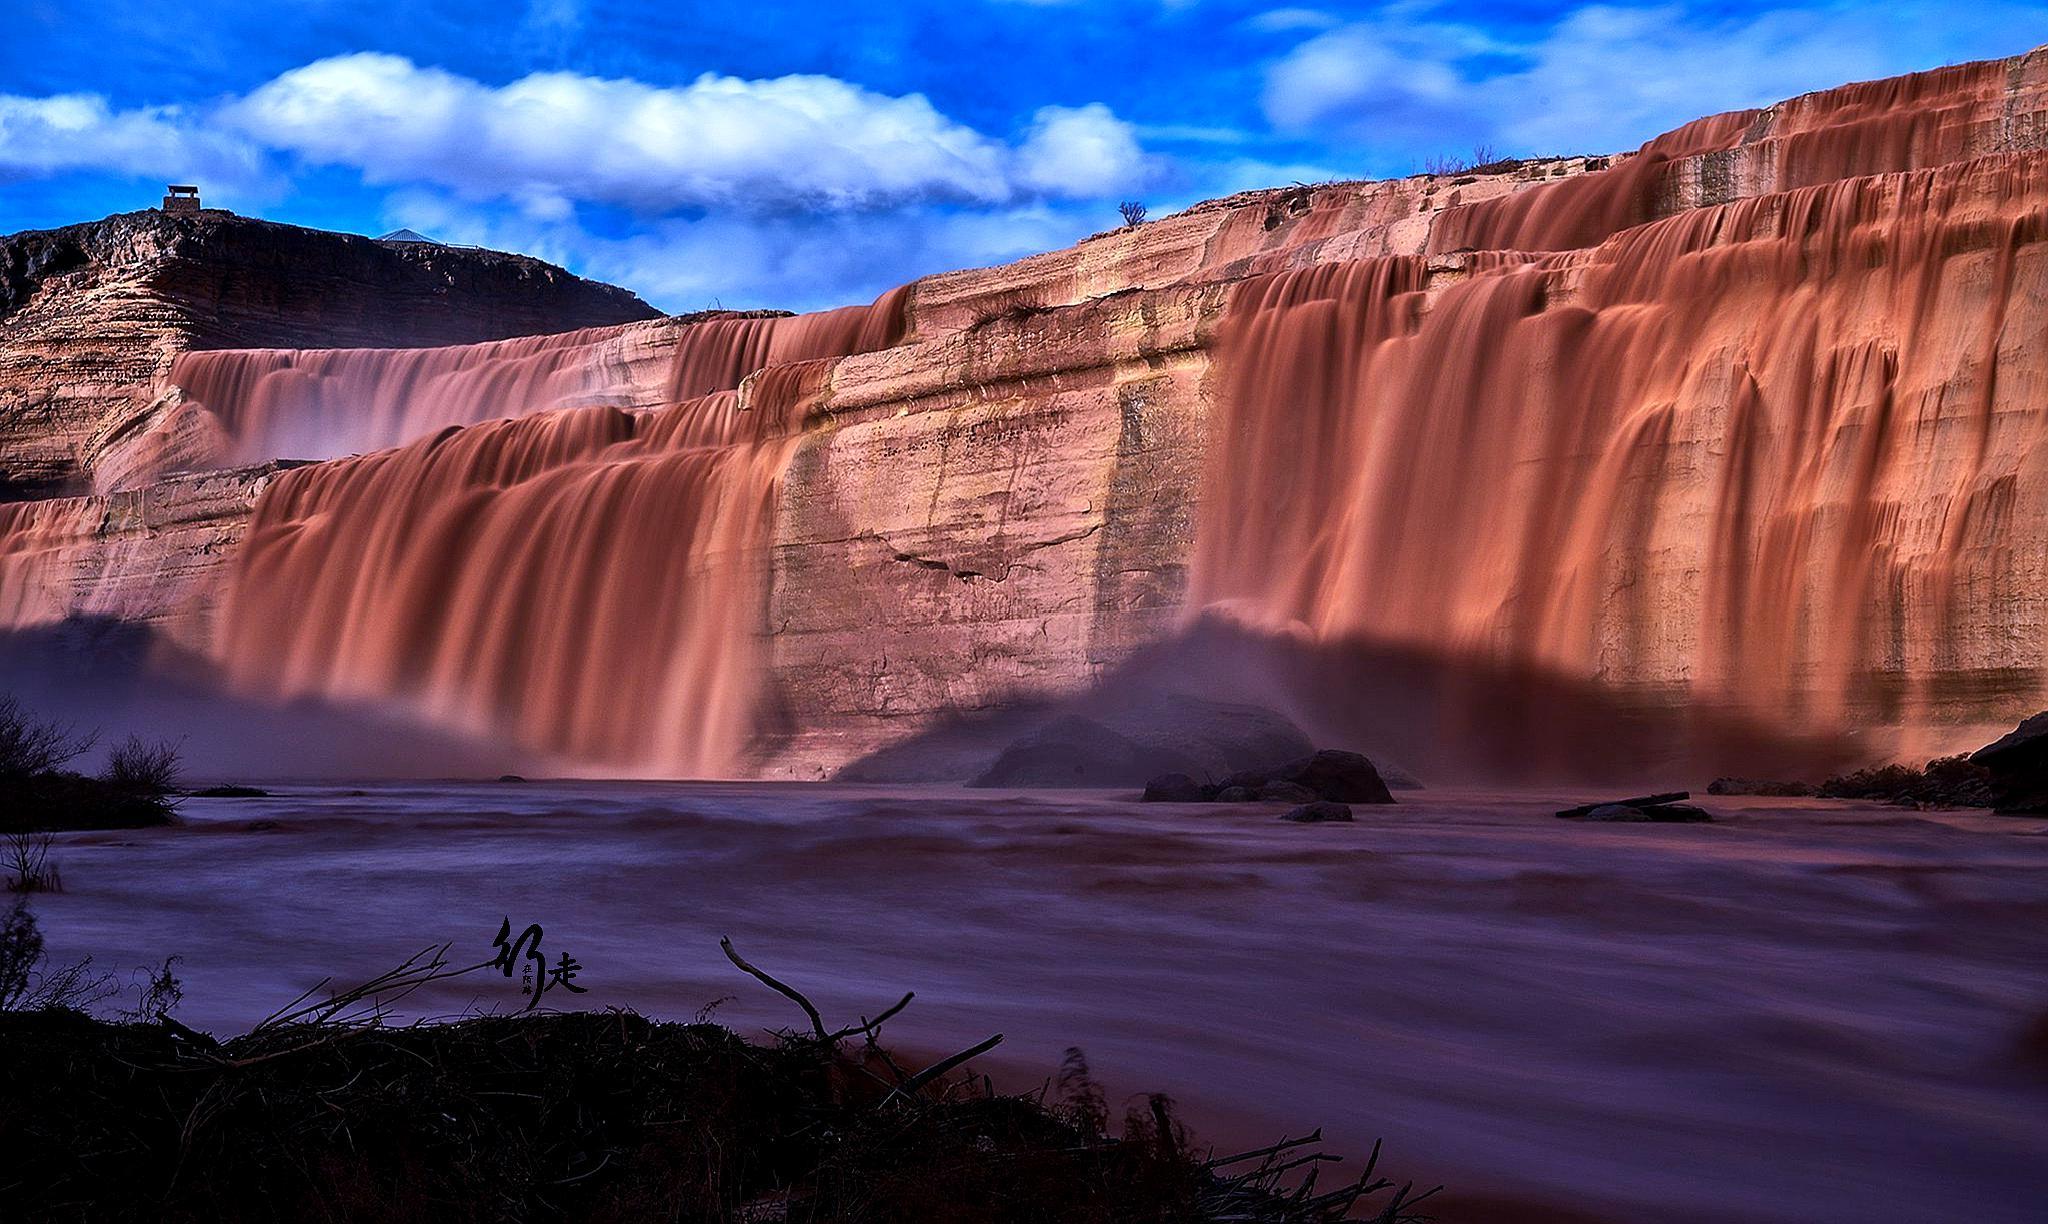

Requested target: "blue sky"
[{"left": 3, "top": 1, "right": 2042, "bottom": 311}]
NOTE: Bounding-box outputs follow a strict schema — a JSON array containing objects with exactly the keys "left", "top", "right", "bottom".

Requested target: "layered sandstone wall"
[
  {"left": 2, "top": 46, "right": 2046, "bottom": 780},
  {"left": 760, "top": 45, "right": 2048, "bottom": 777},
  {"left": 0, "top": 463, "right": 296, "bottom": 645}
]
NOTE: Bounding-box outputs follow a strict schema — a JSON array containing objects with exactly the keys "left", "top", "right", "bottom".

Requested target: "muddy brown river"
[{"left": 33, "top": 783, "right": 2048, "bottom": 1223}]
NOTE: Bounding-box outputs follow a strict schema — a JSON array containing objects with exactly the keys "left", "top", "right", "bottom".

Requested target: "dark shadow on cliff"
[
  {"left": 832, "top": 614, "right": 1864, "bottom": 788},
  {"left": 0, "top": 617, "right": 527, "bottom": 780}
]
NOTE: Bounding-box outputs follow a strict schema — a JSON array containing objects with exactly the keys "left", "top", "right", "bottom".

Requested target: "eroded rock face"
[
  {"left": 0, "top": 210, "right": 657, "bottom": 497},
  {"left": 5, "top": 48, "right": 2048, "bottom": 782},
  {"left": 760, "top": 48, "right": 2048, "bottom": 781},
  {"left": 0, "top": 464, "right": 298, "bottom": 649}
]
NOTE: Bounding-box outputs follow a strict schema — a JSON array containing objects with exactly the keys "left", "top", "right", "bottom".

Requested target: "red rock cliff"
[
  {"left": 3, "top": 47, "right": 2046, "bottom": 781},
  {"left": 0, "top": 209, "right": 658, "bottom": 497}
]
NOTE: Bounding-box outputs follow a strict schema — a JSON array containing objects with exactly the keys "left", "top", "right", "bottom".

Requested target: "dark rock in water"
[
  {"left": 1583, "top": 802, "right": 1712, "bottom": 823},
  {"left": 1648, "top": 803, "right": 1713, "bottom": 822},
  {"left": 1970, "top": 712, "right": 2048, "bottom": 813},
  {"left": 1584, "top": 803, "right": 1653, "bottom": 822},
  {"left": 1218, "top": 750, "right": 1394, "bottom": 804},
  {"left": 497, "top": 774, "right": 528, "bottom": 783},
  {"left": 971, "top": 699, "right": 1313, "bottom": 788},
  {"left": 1556, "top": 791, "right": 1687, "bottom": 819},
  {"left": 1707, "top": 777, "right": 1816, "bottom": 797},
  {"left": 1285, "top": 750, "right": 1394, "bottom": 804},
  {"left": 192, "top": 785, "right": 268, "bottom": 798},
  {"left": 1143, "top": 758, "right": 1382, "bottom": 808},
  {"left": 1281, "top": 801, "right": 1354, "bottom": 823},
  {"left": 1257, "top": 780, "right": 1318, "bottom": 803},
  {"left": 1141, "top": 773, "right": 1207, "bottom": 803}
]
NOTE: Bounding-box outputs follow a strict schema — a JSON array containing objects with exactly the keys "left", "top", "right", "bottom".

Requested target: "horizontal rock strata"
[{"left": 2, "top": 47, "right": 2046, "bottom": 780}]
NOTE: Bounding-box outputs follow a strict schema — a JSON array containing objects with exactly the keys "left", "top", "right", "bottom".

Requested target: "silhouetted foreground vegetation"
[
  {"left": 1818, "top": 753, "right": 1996, "bottom": 808},
  {"left": 0, "top": 695, "right": 181, "bottom": 833},
  {"left": 0, "top": 913, "right": 1434, "bottom": 1223},
  {"left": 1711, "top": 752, "right": 2005, "bottom": 809}
]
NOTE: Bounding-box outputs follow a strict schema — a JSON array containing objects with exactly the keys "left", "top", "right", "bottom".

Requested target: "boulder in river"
[
  {"left": 972, "top": 699, "right": 1313, "bottom": 788},
  {"left": 1140, "top": 773, "right": 1209, "bottom": 803},
  {"left": 1257, "top": 780, "right": 1318, "bottom": 803},
  {"left": 1214, "top": 750, "right": 1394, "bottom": 805},
  {"left": 1969, "top": 712, "right": 2048, "bottom": 813},
  {"left": 1286, "top": 750, "right": 1395, "bottom": 804},
  {"left": 973, "top": 715, "right": 1149, "bottom": 787},
  {"left": 1281, "top": 801, "right": 1354, "bottom": 823},
  {"left": 1557, "top": 791, "right": 1711, "bottom": 822}
]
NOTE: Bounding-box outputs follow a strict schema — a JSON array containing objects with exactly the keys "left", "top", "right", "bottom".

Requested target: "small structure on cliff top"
[
  {"left": 377, "top": 228, "right": 438, "bottom": 245},
  {"left": 161, "top": 185, "right": 201, "bottom": 215}
]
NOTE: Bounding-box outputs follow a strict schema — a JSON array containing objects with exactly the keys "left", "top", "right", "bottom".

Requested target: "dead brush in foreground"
[
  {"left": 4, "top": 833, "right": 61, "bottom": 893},
  {"left": 0, "top": 932, "right": 1436, "bottom": 1223}
]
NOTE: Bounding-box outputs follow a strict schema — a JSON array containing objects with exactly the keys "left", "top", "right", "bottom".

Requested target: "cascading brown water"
[
  {"left": 0, "top": 497, "right": 99, "bottom": 628},
  {"left": 215, "top": 385, "right": 805, "bottom": 775},
  {"left": 10, "top": 51, "right": 2043, "bottom": 782},
  {"left": 206, "top": 291, "right": 906, "bottom": 776},
  {"left": 1192, "top": 152, "right": 2048, "bottom": 773},
  {"left": 170, "top": 289, "right": 909, "bottom": 465}
]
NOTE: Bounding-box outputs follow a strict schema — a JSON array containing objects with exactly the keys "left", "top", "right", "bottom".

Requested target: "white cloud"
[
  {"left": 1264, "top": 23, "right": 1467, "bottom": 133},
  {"left": 378, "top": 185, "right": 1106, "bottom": 313},
  {"left": 0, "top": 52, "right": 1163, "bottom": 308},
  {"left": 0, "top": 93, "right": 269, "bottom": 192},
  {"left": 1014, "top": 103, "right": 1150, "bottom": 197},
  {"left": 1245, "top": 8, "right": 1342, "bottom": 34},
  {"left": 223, "top": 53, "right": 1143, "bottom": 212},
  {"left": 1262, "top": 2, "right": 2048, "bottom": 158},
  {"left": 1, "top": 54, "right": 1151, "bottom": 215}
]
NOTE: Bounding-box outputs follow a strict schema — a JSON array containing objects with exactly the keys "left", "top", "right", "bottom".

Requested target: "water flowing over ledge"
[
  {"left": 206, "top": 294, "right": 908, "bottom": 776},
  {"left": 1195, "top": 155, "right": 2048, "bottom": 765},
  {"left": 2, "top": 47, "right": 2046, "bottom": 779}
]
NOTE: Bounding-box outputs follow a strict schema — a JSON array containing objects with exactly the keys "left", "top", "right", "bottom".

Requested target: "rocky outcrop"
[
  {"left": 4, "top": 48, "right": 2048, "bottom": 781},
  {"left": 965, "top": 697, "right": 1313, "bottom": 788},
  {"left": 1970, "top": 713, "right": 2048, "bottom": 812},
  {"left": 0, "top": 209, "right": 657, "bottom": 496}
]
